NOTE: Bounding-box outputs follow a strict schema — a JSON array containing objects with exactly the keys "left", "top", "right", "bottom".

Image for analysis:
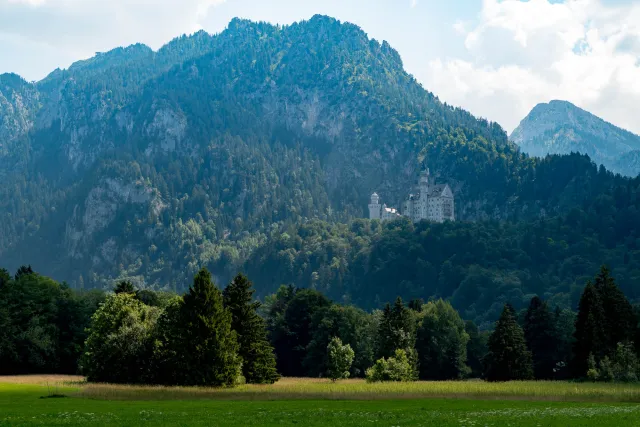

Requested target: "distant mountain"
[{"left": 510, "top": 100, "right": 640, "bottom": 177}]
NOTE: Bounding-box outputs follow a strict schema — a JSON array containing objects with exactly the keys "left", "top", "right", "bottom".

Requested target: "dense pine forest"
[{"left": 1, "top": 265, "right": 639, "bottom": 383}]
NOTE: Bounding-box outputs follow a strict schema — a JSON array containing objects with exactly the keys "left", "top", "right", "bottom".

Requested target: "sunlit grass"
[
  {"left": 77, "top": 377, "right": 640, "bottom": 402},
  {"left": 0, "top": 375, "right": 84, "bottom": 386},
  {"left": 3, "top": 375, "right": 640, "bottom": 403}
]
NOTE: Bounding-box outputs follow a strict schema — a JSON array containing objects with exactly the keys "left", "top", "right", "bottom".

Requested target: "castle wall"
[{"left": 369, "top": 172, "right": 455, "bottom": 223}]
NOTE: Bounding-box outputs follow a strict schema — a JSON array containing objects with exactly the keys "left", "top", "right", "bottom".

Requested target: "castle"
[{"left": 368, "top": 169, "right": 455, "bottom": 223}]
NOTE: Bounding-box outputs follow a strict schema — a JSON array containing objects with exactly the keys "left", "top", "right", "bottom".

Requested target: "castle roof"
[{"left": 428, "top": 184, "right": 451, "bottom": 197}]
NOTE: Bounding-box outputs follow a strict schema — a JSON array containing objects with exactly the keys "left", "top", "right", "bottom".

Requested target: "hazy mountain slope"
[{"left": 511, "top": 100, "right": 640, "bottom": 177}]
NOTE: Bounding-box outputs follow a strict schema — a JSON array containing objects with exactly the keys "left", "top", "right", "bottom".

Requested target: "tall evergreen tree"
[
  {"left": 573, "top": 281, "right": 606, "bottom": 378},
  {"left": 114, "top": 280, "right": 135, "bottom": 294},
  {"left": 223, "top": 273, "right": 279, "bottom": 384},
  {"left": 14, "top": 265, "right": 33, "bottom": 281},
  {"left": 484, "top": 304, "right": 533, "bottom": 382},
  {"left": 376, "top": 297, "right": 415, "bottom": 359},
  {"left": 523, "top": 296, "right": 557, "bottom": 379},
  {"left": 593, "top": 266, "right": 637, "bottom": 353},
  {"left": 155, "top": 268, "right": 240, "bottom": 386},
  {"left": 0, "top": 268, "right": 10, "bottom": 287}
]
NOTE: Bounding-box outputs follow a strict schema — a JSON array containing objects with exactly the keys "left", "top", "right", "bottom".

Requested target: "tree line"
[{"left": 0, "top": 264, "right": 638, "bottom": 383}]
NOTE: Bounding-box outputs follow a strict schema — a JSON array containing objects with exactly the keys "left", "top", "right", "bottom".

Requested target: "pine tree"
[
  {"left": 223, "top": 273, "right": 279, "bottom": 384},
  {"left": 14, "top": 265, "right": 33, "bottom": 281},
  {"left": 484, "top": 304, "right": 533, "bottom": 382},
  {"left": 376, "top": 297, "right": 415, "bottom": 359},
  {"left": 155, "top": 268, "right": 240, "bottom": 386},
  {"left": 573, "top": 281, "right": 606, "bottom": 378},
  {"left": 114, "top": 280, "right": 135, "bottom": 294},
  {"left": 523, "top": 296, "right": 557, "bottom": 379},
  {"left": 593, "top": 266, "right": 637, "bottom": 353}
]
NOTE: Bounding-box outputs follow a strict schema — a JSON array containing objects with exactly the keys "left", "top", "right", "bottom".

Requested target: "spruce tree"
[
  {"left": 114, "top": 280, "right": 135, "bottom": 294},
  {"left": 573, "top": 281, "right": 606, "bottom": 378},
  {"left": 223, "top": 273, "right": 279, "bottom": 384},
  {"left": 156, "top": 268, "right": 240, "bottom": 386},
  {"left": 484, "top": 304, "right": 533, "bottom": 382},
  {"left": 593, "top": 266, "right": 637, "bottom": 353},
  {"left": 523, "top": 296, "right": 557, "bottom": 379},
  {"left": 376, "top": 297, "right": 415, "bottom": 359}
]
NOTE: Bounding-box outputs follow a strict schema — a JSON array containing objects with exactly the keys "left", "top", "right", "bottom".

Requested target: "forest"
[{"left": 1, "top": 264, "right": 639, "bottom": 384}]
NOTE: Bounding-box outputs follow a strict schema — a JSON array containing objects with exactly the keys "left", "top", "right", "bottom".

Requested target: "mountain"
[
  {"left": 1, "top": 16, "right": 639, "bottom": 323},
  {"left": 510, "top": 100, "right": 640, "bottom": 177}
]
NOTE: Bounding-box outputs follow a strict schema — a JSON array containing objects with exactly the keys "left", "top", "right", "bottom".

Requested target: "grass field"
[{"left": 1, "top": 376, "right": 640, "bottom": 426}]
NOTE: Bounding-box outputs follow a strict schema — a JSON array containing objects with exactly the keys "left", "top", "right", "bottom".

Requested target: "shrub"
[
  {"left": 326, "top": 337, "right": 355, "bottom": 381},
  {"left": 365, "top": 349, "right": 416, "bottom": 382},
  {"left": 584, "top": 343, "right": 640, "bottom": 382}
]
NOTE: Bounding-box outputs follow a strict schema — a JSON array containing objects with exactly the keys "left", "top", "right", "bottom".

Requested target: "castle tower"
[
  {"left": 368, "top": 193, "right": 381, "bottom": 220},
  {"left": 417, "top": 169, "right": 430, "bottom": 221},
  {"left": 419, "top": 169, "right": 430, "bottom": 193}
]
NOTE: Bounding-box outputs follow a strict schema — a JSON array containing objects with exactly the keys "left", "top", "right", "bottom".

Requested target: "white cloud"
[
  {"left": 425, "top": 0, "right": 640, "bottom": 134},
  {"left": 410, "top": 0, "right": 418, "bottom": 8},
  {"left": 0, "top": 0, "right": 226, "bottom": 79}
]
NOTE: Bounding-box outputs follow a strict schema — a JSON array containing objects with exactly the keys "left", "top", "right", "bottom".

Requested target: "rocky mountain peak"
[{"left": 510, "top": 100, "right": 640, "bottom": 177}]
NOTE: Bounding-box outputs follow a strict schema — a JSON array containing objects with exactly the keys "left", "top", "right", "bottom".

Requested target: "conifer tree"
[
  {"left": 155, "top": 268, "right": 240, "bottom": 386},
  {"left": 484, "top": 304, "right": 533, "bottom": 382},
  {"left": 523, "top": 296, "right": 557, "bottom": 379},
  {"left": 114, "top": 280, "right": 135, "bottom": 294},
  {"left": 223, "top": 273, "right": 279, "bottom": 384},
  {"left": 593, "top": 266, "right": 637, "bottom": 353},
  {"left": 0, "top": 268, "right": 10, "bottom": 287},
  {"left": 573, "top": 281, "right": 606, "bottom": 378},
  {"left": 376, "top": 297, "right": 415, "bottom": 359}
]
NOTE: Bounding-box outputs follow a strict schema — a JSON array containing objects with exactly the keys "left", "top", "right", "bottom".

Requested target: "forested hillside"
[{"left": 1, "top": 16, "right": 639, "bottom": 321}]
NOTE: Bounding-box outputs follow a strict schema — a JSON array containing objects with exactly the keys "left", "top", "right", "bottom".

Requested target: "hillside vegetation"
[{"left": 0, "top": 16, "right": 639, "bottom": 320}]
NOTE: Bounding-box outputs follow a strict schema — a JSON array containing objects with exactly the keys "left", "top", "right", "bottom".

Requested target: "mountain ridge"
[{"left": 510, "top": 100, "right": 640, "bottom": 177}]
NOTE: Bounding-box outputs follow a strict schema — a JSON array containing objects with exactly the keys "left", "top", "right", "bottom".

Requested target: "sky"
[{"left": 1, "top": 0, "right": 639, "bottom": 135}]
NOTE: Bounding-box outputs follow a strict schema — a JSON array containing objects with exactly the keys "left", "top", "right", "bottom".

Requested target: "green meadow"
[{"left": 1, "top": 376, "right": 640, "bottom": 426}]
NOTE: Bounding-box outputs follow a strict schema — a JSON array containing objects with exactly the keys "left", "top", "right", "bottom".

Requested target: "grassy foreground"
[{"left": 1, "top": 376, "right": 640, "bottom": 426}]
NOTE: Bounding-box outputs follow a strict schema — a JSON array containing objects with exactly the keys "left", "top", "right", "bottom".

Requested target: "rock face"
[
  {"left": 510, "top": 100, "right": 640, "bottom": 177},
  {"left": 0, "top": 74, "right": 39, "bottom": 166}
]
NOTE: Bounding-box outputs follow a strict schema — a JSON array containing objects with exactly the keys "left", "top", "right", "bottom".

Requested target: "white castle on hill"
[{"left": 368, "top": 169, "right": 455, "bottom": 223}]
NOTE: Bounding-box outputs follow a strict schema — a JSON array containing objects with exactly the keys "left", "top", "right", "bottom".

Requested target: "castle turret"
[
  {"left": 368, "top": 192, "right": 381, "bottom": 220},
  {"left": 419, "top": 169, "right": 430, "bottom": 193}
]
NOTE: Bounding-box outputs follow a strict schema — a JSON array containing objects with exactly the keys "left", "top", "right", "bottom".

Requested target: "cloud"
[
  {"left": 0, "top": 0, "right": 225, "bottom": 78},
  {"left": 425, "top": 0, "right": 640, "bottom": 134},
  {"left": 410, "top": 0, "right": 418, "bottom": 7}
]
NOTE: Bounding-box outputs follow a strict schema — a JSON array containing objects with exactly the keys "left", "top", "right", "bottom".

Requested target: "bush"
[
  {"left": 365, "top": 349, "right": 416, "bottom": 382},
  {"left": 585, "top": 343, "right": 640, "bottom": 382},
  {"left": 81, "top": 293, "right": 160, "bottom": 383},
  {"left": 326, "top": 337, "right": 355, "bottom": 381}
]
